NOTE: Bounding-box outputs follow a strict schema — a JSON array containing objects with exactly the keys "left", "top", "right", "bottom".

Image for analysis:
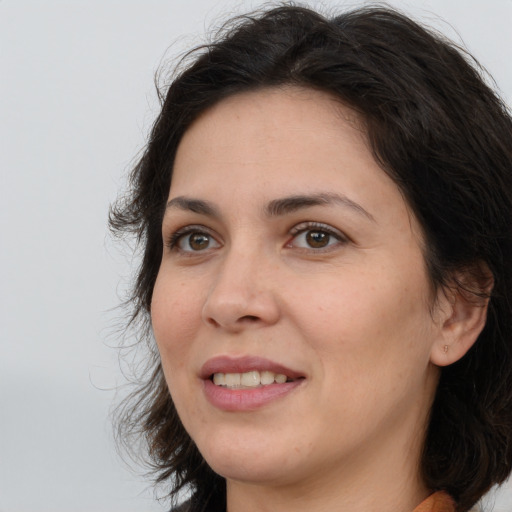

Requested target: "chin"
[
  {"left": 195, "top": 428, "right": 297, "bottom": 484},
  {"left": 210, "top": 459, "right": 282, "bottom": 484}
]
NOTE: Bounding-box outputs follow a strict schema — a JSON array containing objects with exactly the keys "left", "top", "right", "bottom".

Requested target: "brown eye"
[
  {"left": 188, "top": 233, "right": 210, "bottom": 250},
  {"left": 288, "top": 223, "right": 346, "bottom": 251},
  {"left": 306, "top": 230, "right": 330, "bottom": 248},
  {"left": 175, "top": 230, "right": 220, "bottom": 252}
]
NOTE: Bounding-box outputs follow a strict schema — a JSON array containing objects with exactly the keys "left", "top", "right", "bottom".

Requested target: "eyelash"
[
  {"left": 287, "top": 222, "right": 348, "bottom": 251},
  {"left": 165, "top": 222, "right": 348, "bottom": 254},
  {"left": 165, "top": 224, "right": 216, "bottom": 250}
]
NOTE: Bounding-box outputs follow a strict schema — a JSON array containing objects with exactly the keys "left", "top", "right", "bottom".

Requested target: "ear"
[{"left": 430, "top": 265, "right": 493, "bottom": 367}]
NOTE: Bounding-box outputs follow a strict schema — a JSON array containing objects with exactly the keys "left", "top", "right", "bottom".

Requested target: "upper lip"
[{"left": 200, "top": 355, "right": 304, "bottom": 380}]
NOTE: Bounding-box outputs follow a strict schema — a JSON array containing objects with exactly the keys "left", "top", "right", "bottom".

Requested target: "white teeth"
[
  {"left": 225, "top": 373, "right": 241, "bottom": 387},
  {"left": 240, "top": 371, "right": 260, "bottom": 387},
  {"left": 275, "top": 373, "right": 287, "bottom": 384},
  {"left": 212, "top": 370, "right": 290, "bottom": 388},
  {"left": 213, "top": 373, "right": 225, "bottom": 386},
  {"left": 260, "top": 370, "right": 275, "bottom": 385}
]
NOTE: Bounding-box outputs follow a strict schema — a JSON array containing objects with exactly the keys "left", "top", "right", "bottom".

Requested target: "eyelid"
[
  {"left": 165, "top": 224, "right": 221, "bottom": 252},
  {"left": 287, "top": 221, "right": 349, "bottom": 249}
]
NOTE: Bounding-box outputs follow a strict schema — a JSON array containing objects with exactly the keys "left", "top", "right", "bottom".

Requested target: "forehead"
[
  {"left": 171, "top": 87, "right": 409, "bottom": 219},
  {"left": 178, "top": 86, "right": 365, "bottom": 144},
  {"left": 172, "top": 87, "right": 376, "bottom": 193}
]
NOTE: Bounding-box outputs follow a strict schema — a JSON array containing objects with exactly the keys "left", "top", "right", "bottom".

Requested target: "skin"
[{"left": 151, "top": 87, "right": 486, "bottom": 512}]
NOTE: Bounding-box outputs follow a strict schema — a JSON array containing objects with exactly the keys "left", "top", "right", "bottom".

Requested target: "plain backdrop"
[{"left": 1, "top": 1, "right": 511, "bottom": 511}]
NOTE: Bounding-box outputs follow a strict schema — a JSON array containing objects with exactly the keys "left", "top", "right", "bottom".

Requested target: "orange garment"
[{"left": 413, "top": 492, "right": 456, "bottom": 512}]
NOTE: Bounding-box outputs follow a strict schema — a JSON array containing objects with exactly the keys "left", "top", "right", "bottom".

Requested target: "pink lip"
[
  {"left": 200, "top": 356, "right": 305, "bottom": 412},
  {"left": 200, "top": 355, "right": 303, "bottom": 380}
]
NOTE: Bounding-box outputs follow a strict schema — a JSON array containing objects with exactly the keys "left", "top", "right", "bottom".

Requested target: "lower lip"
[{"left": 203, "top": 379, "right": 303, "bottom": 411}]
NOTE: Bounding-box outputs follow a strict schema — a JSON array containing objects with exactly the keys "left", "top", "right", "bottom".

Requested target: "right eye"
[{"left": 168, "top": 228, "right": 221, "bottom": 253}]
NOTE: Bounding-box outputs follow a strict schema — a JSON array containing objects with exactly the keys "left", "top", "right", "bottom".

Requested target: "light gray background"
[{"left": 1, "top": 1, "right": 511, "bottom": 511}]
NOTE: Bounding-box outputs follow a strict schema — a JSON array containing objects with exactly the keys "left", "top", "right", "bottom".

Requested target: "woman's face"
[{"left": 152, "top": 87, "right": 443, "bottom": 492}]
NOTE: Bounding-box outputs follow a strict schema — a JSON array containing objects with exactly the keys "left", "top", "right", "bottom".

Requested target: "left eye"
[
  {"left": 288, "top": 225, "right": 344, "bottom": 250},
  {"left": 175, "top": 231, "right": 220, "bottom": 252}
]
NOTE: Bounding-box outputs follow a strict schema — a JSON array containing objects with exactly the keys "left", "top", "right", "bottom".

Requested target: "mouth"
[
  {"left": 211, "top": 370, "right": 297, "bottom": 389},
  {"left": 200, "top": 355, "right": 304, "bottom": 384},
  {"left": 200, "top": 356, "right": 305, "bottom": 411}
]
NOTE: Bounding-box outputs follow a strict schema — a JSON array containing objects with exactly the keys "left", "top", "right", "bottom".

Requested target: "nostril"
[
  {"left": 205, "top": 313, "right": 260, "bottom": 329},
  {"left": 240, "top": 315, "right": 260, "bottom": 322},
  {"left": 207, "top": 317, "right": 221, "bottom": 327}
]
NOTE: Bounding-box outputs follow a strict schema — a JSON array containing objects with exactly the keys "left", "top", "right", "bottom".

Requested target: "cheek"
[
  {"left": 151, "top": 274, "right": 202, "bottom": 367},
  {"left": 294, "top": 261, "right": 434, "bottom": 366},
  {"left": 295, "top": 268, "right": 436, "bottom": 428},
  {"left": 150, "top": 274, "right": 207, "bottom": 425}
]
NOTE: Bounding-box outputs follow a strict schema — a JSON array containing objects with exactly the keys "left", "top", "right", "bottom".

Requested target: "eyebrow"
[
  {"left": 166, "top": 196, "right": 220, "bottom": 217},
  {"left": 265, "top": 193, "right": 375, "bottom": 221},
  {"left": 165, "top": 192, "right": 374, "bottom": 222}
]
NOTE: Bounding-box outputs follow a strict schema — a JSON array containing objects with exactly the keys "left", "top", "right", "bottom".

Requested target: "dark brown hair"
[{"left": 110, "top": 5, "right": 512, "bottom": 512}]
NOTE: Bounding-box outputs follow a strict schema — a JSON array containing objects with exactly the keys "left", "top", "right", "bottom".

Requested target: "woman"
[{"left": 110, "top": 5, "right": 512, "bottom": 512}]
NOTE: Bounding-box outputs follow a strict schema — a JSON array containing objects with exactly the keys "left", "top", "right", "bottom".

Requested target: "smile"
[
  {"left": 212, "top": 370, "right": 290, "bottom": 388},
  {"left": 201, "top": 356, "right": 305, "bottom": 411}
]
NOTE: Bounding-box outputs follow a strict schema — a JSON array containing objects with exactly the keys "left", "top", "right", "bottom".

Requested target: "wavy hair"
[{"left": 110, "top": 5, "right": 512, "bottom": 512}]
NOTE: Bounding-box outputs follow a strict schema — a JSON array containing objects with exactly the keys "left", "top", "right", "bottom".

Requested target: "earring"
[{"left": 443, "top": 345, "right": 449, "bottom": 353}]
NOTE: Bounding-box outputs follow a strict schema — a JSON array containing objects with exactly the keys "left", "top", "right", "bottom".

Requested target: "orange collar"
[{"left": 413, "top": 492, "right": 456, "bottom": 512}]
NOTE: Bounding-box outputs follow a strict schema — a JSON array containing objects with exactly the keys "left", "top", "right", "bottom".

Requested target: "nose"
[{"left": 201, "top": 248, "right": 281, "bottom": 332}]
